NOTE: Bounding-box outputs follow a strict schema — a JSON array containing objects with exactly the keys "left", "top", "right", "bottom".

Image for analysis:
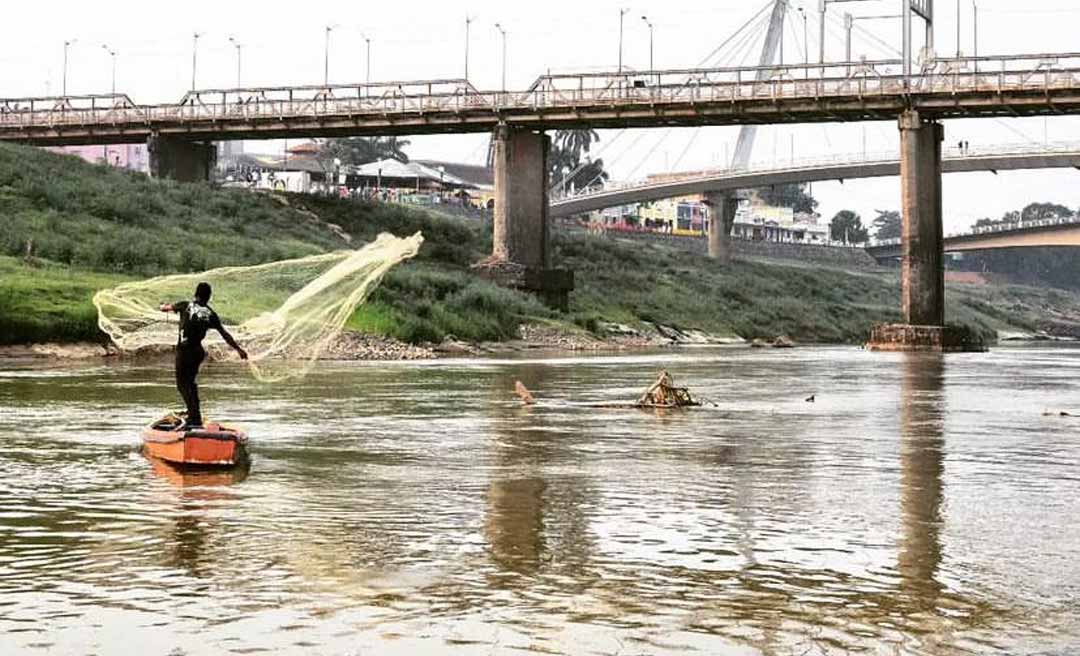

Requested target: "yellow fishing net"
[{"left": 93, "top": 232, "right": 424, "bottom": 381}]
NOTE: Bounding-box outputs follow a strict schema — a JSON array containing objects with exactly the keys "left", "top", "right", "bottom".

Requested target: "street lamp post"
[
  {"left": 62, "top": 39, "right": 77, "bottom": 97},
  {"left": 191, "top": 32, "right": 201, "bottom": 91},
  {"left": 973, "top": 1, "right": 979, "bottom": 71},
  {"left": 640, "top": 16, "right": 654, "bottom": 71},
  {"left": 494, "top": 23, "right": 507, "bottom": 92},
  {"left": 956, "top": 0, "right": 962, "bottom": 57},
  {"left": 465, "top": 15, "right": 474, "bottom": 80},
  {"left": 100, "top": 43, "right": 115, "bottom": 164},
  {"left": 618, "top": 8, "right": 629, "bottom": 74},
  {"left": 228, "top": 36, "right": 242, "bottom": 87},
  {"left": 324, "top": 25, "right": 338, "bottom": 86},
  {"left": 797, "top": 7, "right": 808, "bottom": 78},
  {"left": 101, "top": 44, "right": 117, "bottom": 95},
  {"left": 365, "top": 35, "right": 372, "bottom": 84}
]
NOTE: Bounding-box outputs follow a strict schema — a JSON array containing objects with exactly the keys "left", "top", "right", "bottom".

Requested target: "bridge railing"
[{"left": 4, "top": 53, "right": 1080, "bottom": 133}]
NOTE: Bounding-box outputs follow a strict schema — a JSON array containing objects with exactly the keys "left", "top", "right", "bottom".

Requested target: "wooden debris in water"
[
  {"left": 636, "top": 371, "right": 699, "bottom": 408},
  {"left": 514, "top": 381, "right": 536, "bottom": 405}
]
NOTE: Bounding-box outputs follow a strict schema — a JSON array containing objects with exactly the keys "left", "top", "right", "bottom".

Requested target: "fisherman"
[{"left": 160, "top": 282, "right": 247, "bottom": 428}]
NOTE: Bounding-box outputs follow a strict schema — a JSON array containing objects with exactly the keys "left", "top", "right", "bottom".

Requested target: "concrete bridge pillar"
[
  {"left": 868, "top": 111, "right": 980, "bottom": 351},
  {"left": 704, "top": 191, "right": 738, "bottom": 264},
  {"left": 147, "top": 134, "right": 216, "bottom": 182},
  {"left": 898, "top": 110, "right": 944, "bottom": 326},
  {"left": 474, "top": 125, "right": 573, "bottom": 310}
]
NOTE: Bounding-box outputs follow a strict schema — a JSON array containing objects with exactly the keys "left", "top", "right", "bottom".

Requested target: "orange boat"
[{"left": 141, "top": 414, "right": 248, "bottom": 467}]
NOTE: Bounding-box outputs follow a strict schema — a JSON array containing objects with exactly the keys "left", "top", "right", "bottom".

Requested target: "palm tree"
[
  {"left": 550, "top": 129, "right": 603, "bottom": 190},
  {"left": 319, "top": 136, "right": 411, "bottom": 167}
]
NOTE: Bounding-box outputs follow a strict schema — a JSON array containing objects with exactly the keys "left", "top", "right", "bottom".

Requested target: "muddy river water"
[{"left": 0, "top": 346, "right": 1078, "bottom": 655}]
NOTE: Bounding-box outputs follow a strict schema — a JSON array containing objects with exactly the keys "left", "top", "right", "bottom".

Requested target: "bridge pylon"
[
  {"left": 473, "top": 125, "right": 574, "bottom": 310},
  {"left": 869, "top": 110, "right": 979, "bottom": 351},
  {"left": 703, "top": 191, "right": 738, "bottom": 264}
]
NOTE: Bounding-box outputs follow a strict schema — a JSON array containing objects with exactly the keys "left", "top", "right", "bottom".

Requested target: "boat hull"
[{"left": 142, "top": 421, "right": 247, "bottom": 467}]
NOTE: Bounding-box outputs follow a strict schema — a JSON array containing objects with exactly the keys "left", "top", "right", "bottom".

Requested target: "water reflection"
[
  {"left": 147, "top": 457, "right": 249, "bottom": 578},
  {"left": 484, "top": 364, "right": 594, "bottom": 580},
  {"left": 898, "top": 354, "right": 946, "bottom": 604}
]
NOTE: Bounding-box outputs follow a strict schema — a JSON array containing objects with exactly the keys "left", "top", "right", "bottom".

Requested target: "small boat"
[{"left": 141, "top": 414, "right": 248, "bottom": 467}]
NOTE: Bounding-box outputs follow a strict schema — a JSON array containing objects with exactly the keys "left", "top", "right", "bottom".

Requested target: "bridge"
[
  {"left": 4, "top": 54, "right": 1080, "bottom": 147},
  {"left": 549, "top": 142, "right": 1080, "bottom": 218},
  {"left": 867, "top": 215, "right": 1080, "bottom": 261}
]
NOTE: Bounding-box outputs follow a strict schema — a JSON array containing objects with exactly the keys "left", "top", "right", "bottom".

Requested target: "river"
[{"left": 0, "top": 346, "right": 1078, "bottom": 655}]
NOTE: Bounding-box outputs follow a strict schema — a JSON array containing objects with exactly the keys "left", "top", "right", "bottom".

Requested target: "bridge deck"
[{"left": 3, "top": 54, "right": 1080, "bottom": 145}]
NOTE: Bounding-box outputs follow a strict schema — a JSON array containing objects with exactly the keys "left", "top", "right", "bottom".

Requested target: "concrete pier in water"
[{"left": 869, "top": 110, "right": 980, "bottom": 351}]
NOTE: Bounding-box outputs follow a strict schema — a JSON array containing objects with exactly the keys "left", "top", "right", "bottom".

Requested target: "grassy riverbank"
[{"left": 3, "top": 141, "right": 1080, "bottom": 348}]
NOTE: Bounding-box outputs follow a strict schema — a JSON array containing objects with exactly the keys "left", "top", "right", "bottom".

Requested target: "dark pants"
[{"left": 175, "top": 346, "right": 206, "bottom": 427}]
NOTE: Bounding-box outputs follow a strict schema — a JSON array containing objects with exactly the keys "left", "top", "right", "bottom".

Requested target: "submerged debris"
[
  {"left": 514, "top": 381, "right": 536, "bottom": 405},
  {"left": 512, "top": 371, "right": 704, "bottom": 409}
]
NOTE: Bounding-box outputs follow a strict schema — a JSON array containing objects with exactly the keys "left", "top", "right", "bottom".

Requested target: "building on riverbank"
[
  {"left": 49, "top": 144, "right": 149, "bottom": 172},
  {"left": 732, "top": 204, "right": 829, "bottom": 245}
]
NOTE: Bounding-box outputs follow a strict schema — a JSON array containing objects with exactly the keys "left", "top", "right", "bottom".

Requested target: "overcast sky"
[{"left": 3, "top": 0, "right": 1080, "bottom": 232}]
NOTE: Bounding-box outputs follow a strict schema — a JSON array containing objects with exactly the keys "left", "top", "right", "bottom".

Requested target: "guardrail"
[{"left": 3, "top": 52, "right": 1080, "bottom": 134}]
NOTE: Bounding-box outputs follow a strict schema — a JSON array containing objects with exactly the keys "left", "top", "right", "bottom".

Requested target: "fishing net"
[{"left": 93, "top": 232, "right": 424, "bottom": 382}]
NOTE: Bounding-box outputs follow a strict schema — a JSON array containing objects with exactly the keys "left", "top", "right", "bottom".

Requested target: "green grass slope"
[{"left": 1, "top": 141, "right": 1078, "bottom": 347}]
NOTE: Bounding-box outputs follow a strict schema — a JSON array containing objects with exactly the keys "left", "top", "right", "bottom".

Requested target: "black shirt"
[{"left": 173, "top": 300, "right": 223, "bottom": 350}]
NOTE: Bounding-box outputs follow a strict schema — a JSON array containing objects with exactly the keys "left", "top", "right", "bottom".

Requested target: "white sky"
[{"left": 3, "top": 0, "right": 1080, "bottom": 232}]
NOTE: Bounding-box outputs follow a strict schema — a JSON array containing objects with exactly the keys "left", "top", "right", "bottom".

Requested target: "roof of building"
[
  {"left": 414, "top": 160, "right": 494, "bottom": 188},
  {"left": 351, "top": 158, "right": 475, "bottom": 187},
  {"left": 234, "top": 152, "right": 327, "bottom": 174},
  {"left": 286, "top": 141, "right": 321, "bottom": 155}
]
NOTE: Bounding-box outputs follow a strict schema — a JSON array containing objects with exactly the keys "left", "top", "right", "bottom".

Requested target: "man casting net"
[{"left": 94, "top": 232, "right": 424, "bottom": 383}]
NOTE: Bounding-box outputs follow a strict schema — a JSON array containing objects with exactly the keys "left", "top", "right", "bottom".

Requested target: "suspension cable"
[{"left": 695, "top": 0, "right": 776, "bottom": 68}]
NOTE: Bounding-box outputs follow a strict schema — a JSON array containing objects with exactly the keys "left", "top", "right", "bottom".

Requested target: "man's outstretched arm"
[{"left": 216, "top": 324, "right": 248, "bottom": 360}]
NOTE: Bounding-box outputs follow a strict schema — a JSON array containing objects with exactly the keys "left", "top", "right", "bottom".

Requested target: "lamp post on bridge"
[
  {"left": 228, "top": 36, "right": 242, "bottom": 87},
  {"left": 100, "top": 44, "right": 116, "bottom": 165},
  {"left": 62, "top": 39, "right": 77, "bottom": 97},
  {"left": 324, "top": 24, "right": 339, "bottom": 87},
  {"left": 797, "top": 6, "right": 808, "bottom": 78},
  {"left": 101, "top": 44, "right": 117, "bottom": 96},
  {"left": 617, "top": 7, "right": 629, "bottom": 74},
  {"left": 191, "top": 32, "right": 201, "bottom": 91},
  {"left": 640, "top": 15, "right": 654, "bottom": 71},
  {"left": 973, "top": 1, "right": 979, "bottom": 72},
  {"left": 494, "top": 23, "right": 507, "bottom": 92},
  {"left": 956, "top": 0, "right": 961, "bottom": 57},
  {"left": 364, "top": 34, "right": 372, "bottom": 84},
  {"left": 464, "top": 15, "right": 474, "bottom": 80}
]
